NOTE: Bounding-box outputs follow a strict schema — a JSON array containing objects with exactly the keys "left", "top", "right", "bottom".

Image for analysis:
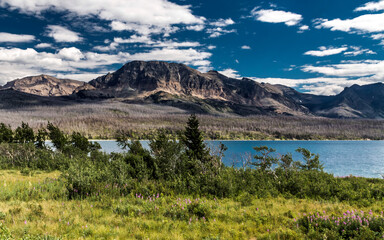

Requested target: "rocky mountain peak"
[{"left": 2, "top": 75, "right": 94, "bottom": 97}]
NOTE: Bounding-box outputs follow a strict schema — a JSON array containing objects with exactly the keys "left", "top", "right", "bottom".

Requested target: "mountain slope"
[
  {"left": 88, "top": 61, "right": 310, "bottom": 116},
  {"left": 309, "top": 83, "right": 384, "bottom": 118},
  {"left": 0, "top": 88, "right": 74, "bottom": 108},
  {"left": 3, "top": 75, "right": 94, "bottom": 97},
  {"left": 1, "top": 61, "right": 384, "bottom": 119}
]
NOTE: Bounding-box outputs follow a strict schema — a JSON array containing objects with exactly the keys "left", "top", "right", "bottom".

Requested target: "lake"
[{"left": 91, "top": 140, "right": 384, "bottom": 178}]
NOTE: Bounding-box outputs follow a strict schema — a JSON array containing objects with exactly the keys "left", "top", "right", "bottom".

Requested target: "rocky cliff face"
[
  {"left": 3, "top": 75, "right": 94, "bottom": 97},
  {"left": 89, "top": 61, "right": 310, "bottom": 116}
]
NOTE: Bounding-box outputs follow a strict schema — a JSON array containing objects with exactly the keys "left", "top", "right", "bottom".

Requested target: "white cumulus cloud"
[
  {"left": 0, "top": 0, "right": 204, "bottom": 35},
  {"left": 315, "top": 13, "right": 384, "bottom": 33},
  {"left": 210, "top": 18, "right": 235, "bottom": 27},
  {"left": 251, "top": 8, "right": 303, "bottom": 26},
  {"left": 304, "top": 46, "right": 348, "bottom": 57},
  {"left": 58, "top": 47, "right": 84, "bottom": 61},
  {"left": 0, "top": 32, "right": 35, "bottom": 42},
  {"left": 355, "top": 0, "right": 384, "bottom": 12},
  {"left": 0, "top": 46, "right": 212, "bottom": 84},
  {"left": 46, "top": 25, "right": 82, "bottom": 42},
  {"left": 219, "top": 69, "right": 240, "bottom": 78},
  {"left": 344, "top": 46, "right": 376, "bottom": 56},
  {"left": 35, "top": 43, "right": 53, "bottom": 49},
  {"left": 302, "top": 60, "right": 384, "bottom": 79}
]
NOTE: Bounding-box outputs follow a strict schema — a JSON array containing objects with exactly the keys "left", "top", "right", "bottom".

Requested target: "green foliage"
[
  {"left": 0, "top": 123, "right": 13, "bottom": 144},
  {"left": 14, "top": 122, "right": 35, "bottom": 144},
  {"left": 3, "top": 120, "right": 384, "bottom": 211},
  {"left": 126, "top": 140, "right": 158, "bottom": 180},
  {"left": 69, "top": 132, "right": 101, "bottom": 153},
  {"left": 278, "top": 153, "right": 298, "bottom": 171},
  {"left": 149, "top": 130, "right": 184, "bottom": 180},
  {"left": 47, "top": 122, "right": 68, "bottom": 151},
  {"left": 252, "top": 146, "right": 278, "bottom": 171},
  {"left": 0, "top": 223, "right": 12, "bottom": 240},
  {"left": 298, "top": 211, "right": 384, "bottom": 239},
  {"left": 35, "top": 128, "right": 48, "bottom": 149},
  {"left": 164, "top": 198, "right": 211, "bottom": 221},
  {"left": 296, "top": 147, "right": 323, "bottom": 171},
  {"left": 182, "top": 114, "right": 210, "bottom": 163},
  {"left": 62, "top": 157, "right": 100, "bottom": 199}
]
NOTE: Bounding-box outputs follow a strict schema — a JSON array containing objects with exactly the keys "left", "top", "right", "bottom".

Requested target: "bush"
[{"left": 62, "top": 158, "right": 101, "bottom": 199}]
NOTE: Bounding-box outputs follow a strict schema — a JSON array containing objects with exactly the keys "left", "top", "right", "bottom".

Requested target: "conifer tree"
[
  {"left": 0, "top": 123, "right": 13, "bottom": 143},
  {"left": 182, "top": 114, "right": 209, "bottom": 163},
  {"left": 14, "top": 122, "right": 35, "bottom": 143},
  {"left": 47, "top": 122, "right": 68, "bottom": 151}
]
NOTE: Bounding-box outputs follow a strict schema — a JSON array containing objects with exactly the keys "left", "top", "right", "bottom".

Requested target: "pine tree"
[
  {"left": 182, "top": 114, "right": 209, "bottom": 162},
  {"left": 14, "top": 122, "right": 35, "bottom": 143},
  {"left": 0, "top": 123, "right": 13, "bottom": 143},
  {"left": 47, "top": 122, "right": 68, "bottom": 151}
]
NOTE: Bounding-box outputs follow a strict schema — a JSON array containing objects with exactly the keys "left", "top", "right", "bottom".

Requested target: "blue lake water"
[{"left": 91, "top": 140, "right": 384, "bottom": 178}]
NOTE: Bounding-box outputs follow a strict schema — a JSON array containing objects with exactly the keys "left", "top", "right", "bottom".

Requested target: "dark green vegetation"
[{"left": 1, "top": 116, "right": 384, "bottom": 239}]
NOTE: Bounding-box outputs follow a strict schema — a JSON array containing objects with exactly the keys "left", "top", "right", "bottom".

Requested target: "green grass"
[{"left": 1, "top": 170, "right": 384, "bottom": 239}]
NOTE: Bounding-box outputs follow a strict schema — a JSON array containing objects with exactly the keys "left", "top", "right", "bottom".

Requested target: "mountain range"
[{"left": 1, "top": 60, "right": 383, "bottom": 119}]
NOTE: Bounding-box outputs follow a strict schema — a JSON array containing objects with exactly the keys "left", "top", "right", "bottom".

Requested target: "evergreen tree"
[
  {"left": 182, "top": 114, "right": 210, "bottom": 163},
  {"left": 47, "top": 122, "right": 68, "bottom": 151},
  {"left": 0, "top": 123, "right": 13, "bottom": 143},
  {"left": 14, "top": 122, "right": 35, "bottom": 143}
]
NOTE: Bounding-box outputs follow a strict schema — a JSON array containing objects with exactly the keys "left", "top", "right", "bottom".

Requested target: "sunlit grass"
[{"left": 0, "top": 170, "right": 384, "bottom": 239}]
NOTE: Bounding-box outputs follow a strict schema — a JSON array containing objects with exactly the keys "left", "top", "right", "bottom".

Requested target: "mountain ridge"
[
  {"left": 1, "top": 61, "right": 383, "bottom": 119},
  {"left": 3, "top": 74, "right": 94, "bottom": 97}
]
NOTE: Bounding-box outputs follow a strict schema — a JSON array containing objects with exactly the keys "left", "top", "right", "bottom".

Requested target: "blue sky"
[{"left": 0, "top": 0, "right": 383, "bottom": 95}]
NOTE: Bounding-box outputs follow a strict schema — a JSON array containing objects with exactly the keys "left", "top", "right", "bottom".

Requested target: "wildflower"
[{"left": 24, "top": 220, "right": 27, "bottom": 225}]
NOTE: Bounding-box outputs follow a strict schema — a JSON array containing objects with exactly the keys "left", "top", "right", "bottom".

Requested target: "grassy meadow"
[{"left": 1, "top": 170, "right": 384, "bottom": 240}]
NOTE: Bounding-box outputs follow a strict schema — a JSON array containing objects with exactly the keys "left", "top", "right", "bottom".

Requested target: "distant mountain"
[
  {"left": 1, "top": 61, "right": 384, "bottom": 119},
  {"left": 87, "top": 61, "right": 310, "bottom": 116},
  {"left": 306, "top": 83, "right": 384, "bottom": 119},
  {"left": 3, "top": 75, "right": 94, "bottom": 97}
]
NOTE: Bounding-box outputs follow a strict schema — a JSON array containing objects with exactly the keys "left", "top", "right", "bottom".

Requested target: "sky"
[{"left": 0, "top": 0, "right": 383, "bottom": 95}]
